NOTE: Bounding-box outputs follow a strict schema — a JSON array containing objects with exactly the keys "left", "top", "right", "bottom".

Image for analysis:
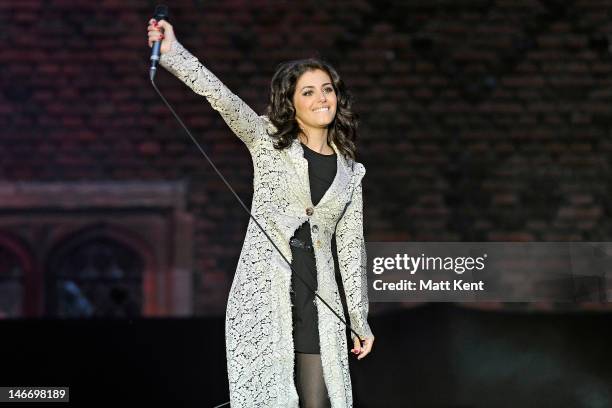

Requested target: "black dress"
[{"left": 291, "top": 142, "right": 338, "bottom": 354}]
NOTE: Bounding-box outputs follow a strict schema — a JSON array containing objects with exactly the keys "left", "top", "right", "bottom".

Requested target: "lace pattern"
[{"left": 159, "top": 40, "right": 373, "bottom": 407}]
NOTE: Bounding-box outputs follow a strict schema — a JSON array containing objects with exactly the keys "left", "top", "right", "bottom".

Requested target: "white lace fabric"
[{"left": 159, "top": 39, "right": 373, "bottom": 408}]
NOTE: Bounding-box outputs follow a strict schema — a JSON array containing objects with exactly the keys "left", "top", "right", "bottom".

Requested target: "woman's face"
[{"left": 292, "top": 69, "right": 337, "bottom": 133}]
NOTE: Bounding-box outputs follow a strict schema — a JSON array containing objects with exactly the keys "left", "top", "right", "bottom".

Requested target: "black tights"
[{"left": 294, "top": 352, "right": 332, "bottom": 408}]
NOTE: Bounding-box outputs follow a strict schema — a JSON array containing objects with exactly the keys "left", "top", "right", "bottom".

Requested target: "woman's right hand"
[{"left": 147, "top": 18, "right": 176, "bottom": 55}]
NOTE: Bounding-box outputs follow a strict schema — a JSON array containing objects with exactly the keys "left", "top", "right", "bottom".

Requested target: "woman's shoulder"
[
  {"left": 348, "top": 158, "right": 366, "bottom": 179},
  {"left": 345, "top": 159, "right": 365, "bottom": 189}
]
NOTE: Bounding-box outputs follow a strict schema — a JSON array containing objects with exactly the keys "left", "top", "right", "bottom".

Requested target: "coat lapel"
[{"left": 284, "top": 138, "right": 353, "bottom": 209}]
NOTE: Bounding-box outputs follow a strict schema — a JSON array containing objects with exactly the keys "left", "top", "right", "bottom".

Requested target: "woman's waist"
[{"left": 292, "top": 221, "right": 312, "bottom": 241}]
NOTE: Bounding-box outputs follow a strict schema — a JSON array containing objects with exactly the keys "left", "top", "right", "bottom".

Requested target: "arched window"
[
  {"left": 0, "top": 181, "right": 193, "bottom": 317},
  {"left": 0, "top": 246, "right": 24, "bottom": 318},
  {"left": 46, "top": 231, "right": 144, "bottom": 318}
]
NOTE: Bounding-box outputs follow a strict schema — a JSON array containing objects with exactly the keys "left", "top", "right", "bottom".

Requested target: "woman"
[{"left": 147, "top": 18, "right": 374, "bottom": 408}]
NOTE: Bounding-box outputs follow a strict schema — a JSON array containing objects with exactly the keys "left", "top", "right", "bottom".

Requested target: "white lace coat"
[{"left": 160, "top": 40, "right": 373, "bottom": 408}]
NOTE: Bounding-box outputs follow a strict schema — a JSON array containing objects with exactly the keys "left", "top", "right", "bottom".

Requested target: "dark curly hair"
[{"left": 264, "top": 58, "right": 359, "bottom": 161}]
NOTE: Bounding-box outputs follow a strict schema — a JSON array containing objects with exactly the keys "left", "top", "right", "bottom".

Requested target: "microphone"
[{"left": 149, "top": 4, "right": 170, "bottom": 81}]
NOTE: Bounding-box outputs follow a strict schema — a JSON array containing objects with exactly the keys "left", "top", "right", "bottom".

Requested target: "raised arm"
[
  {"left": 149, "top": 19, "right": 266, "bottom": 152},
  {"left": 335, "top": 166, "right": 374, "bottom": 344}
]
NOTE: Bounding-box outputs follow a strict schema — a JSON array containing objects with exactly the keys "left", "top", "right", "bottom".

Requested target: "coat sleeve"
[
  {"left": 335, "top": 165, "right": 374, "bottom": 342},
  {"left": 159, "top": 39, "right": 266, "bottom": 153}
]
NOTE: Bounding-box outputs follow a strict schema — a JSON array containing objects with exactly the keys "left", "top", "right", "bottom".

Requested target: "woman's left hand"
[{"left": 351, "top": 335, "right": 374, "bottom": 360}]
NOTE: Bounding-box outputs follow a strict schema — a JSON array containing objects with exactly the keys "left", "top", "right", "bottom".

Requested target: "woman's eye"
[{"left": 303, "top": 88, "right": 333, "bottom": 96}]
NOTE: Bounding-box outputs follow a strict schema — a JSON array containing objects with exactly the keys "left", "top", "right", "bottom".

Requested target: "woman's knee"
[{"left": 294, "top": 352, "right": 331, "bottom": 408}]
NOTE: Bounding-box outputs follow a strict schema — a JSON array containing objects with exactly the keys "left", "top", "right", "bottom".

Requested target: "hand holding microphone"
[
  {"left": 148, "top": 4, "right": 176, "bottom": 80},
  {"left": 147, "top": 18, "right": 176, "bottom": 54}
]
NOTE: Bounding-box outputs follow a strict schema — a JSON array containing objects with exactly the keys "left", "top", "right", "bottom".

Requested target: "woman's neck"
[{"left": 298, "top": 128, "right": 333, "bottom": 155}]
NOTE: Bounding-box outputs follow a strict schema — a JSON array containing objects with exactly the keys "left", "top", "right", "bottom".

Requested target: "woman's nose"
[{"left": 319, "top": 92, "right": 327, "bottom": 102}]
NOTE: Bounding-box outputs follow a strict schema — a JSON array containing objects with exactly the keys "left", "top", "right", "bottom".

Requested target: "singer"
[{"left": 148, "top": 18, "right": 374, "bottom": 408}]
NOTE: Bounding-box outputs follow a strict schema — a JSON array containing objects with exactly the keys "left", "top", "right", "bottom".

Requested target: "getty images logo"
[{"left": 372, "top": 253, "right": 488, "bottom": 275}]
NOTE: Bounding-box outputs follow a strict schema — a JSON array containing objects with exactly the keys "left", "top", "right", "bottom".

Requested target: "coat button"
[
  {"left": 315, "top": 240, "right": 321, "bottom": 247},
  {"left": 305, "top": 207, "right": 314, "bottom": 216},
  {"left": 312, "top": 224, "right": 319, "bottom": 233}
]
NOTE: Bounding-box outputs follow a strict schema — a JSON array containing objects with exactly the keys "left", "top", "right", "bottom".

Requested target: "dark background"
[{"left": 1, "top": 0, "right": 612, "bottom": 406}]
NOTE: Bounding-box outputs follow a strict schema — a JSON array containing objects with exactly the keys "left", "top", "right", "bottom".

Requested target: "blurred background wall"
[
  {"left": 3, "top": 0, "right": 612, "bottom": 318},
  {"left": 1, "top": 1, "right": 612, "bottom": 406}
]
